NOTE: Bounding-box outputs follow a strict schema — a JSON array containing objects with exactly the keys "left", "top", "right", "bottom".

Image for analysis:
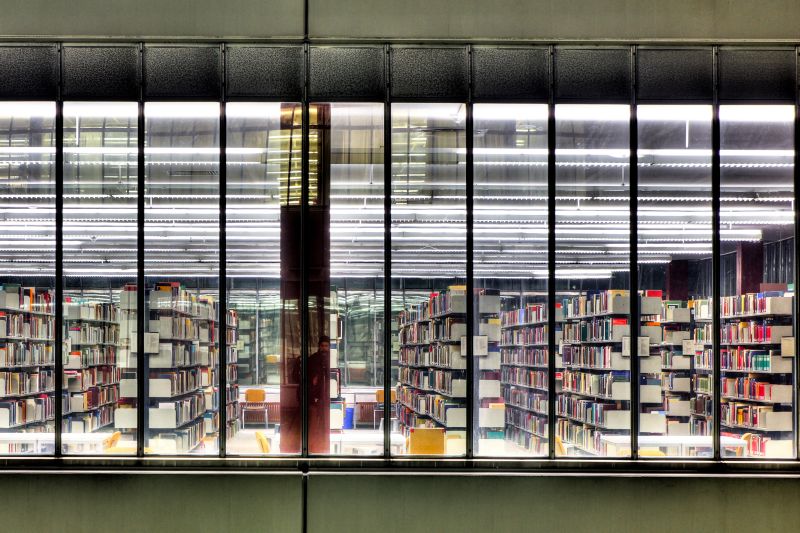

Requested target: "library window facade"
[{"left": 0, "top": 43, "right": 798, "bottom": 467}]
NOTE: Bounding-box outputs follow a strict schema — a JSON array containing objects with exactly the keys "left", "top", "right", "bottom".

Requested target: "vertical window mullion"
[
  {"left": 54, "top": 45, "right": 64, "bottom": 458},
  {"left": 629, "top": 46, "right": 640, "bottom": 460},
  {"left": 383, "top": 44, "right": 392, "bottom": 459},
  {"left": 466, "top": 45, "right": 475, "bottom": 459},
  {"left": 547, "top": 45, "right": 557, "bottom": 460},
  {"left": 218, "top": 43, "right": 228, "bottom": 458},
  {"left": 711, "top": 46, "right": 722, "bottom": 461},
  {"left": 301, "top": 43, "right": 310, "bottom": 458}
]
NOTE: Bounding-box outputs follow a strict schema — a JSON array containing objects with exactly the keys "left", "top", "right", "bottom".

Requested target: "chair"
[
  {"left": 255, "top": 431, "right": 271, "bottom": 454},
  {"left": 373, "top": 389, "right": 398, "bottom": 429},
  {"left": 407, "top": 427, "right": 445, "bottom": 455},
  {"left": 739, "top": 433, "right": 754, "bottom": 457},
  {"left": 241, "top": 388, "right": 269, "bottom": 429}
]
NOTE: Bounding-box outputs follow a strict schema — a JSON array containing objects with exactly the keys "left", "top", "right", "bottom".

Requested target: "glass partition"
[
  {"left": 555, "top": 104, "right": 631, "bottom": 457},
  {"left": 225, "top": 102, "right": 301, "bottom": 455},
  {"left": 392, "top": 103, "right": 467, "bottom": 456},
  {"left": 472, "top": 103, "right": 549, "bottom": 456},
  {"left": 636, "top": 105, "right": 713, "bottom": 457},
  {"left": 144, "top": 102, "right": 220, "bottom": 455},
  {"left": 719, "top": 105, "right": 795, "bottom": 459},
  {"left": 0, "top": 102, "right": 56, "bottom": 454},
  {"left": 62, "top": 102, "right": 139, "bottom": 454}
]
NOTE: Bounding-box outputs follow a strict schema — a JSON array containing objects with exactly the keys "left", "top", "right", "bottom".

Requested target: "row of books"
[
  {"left": 397, "top": 384, "right": 429, "bottom": 415},
  {"left": 0, "top": 370, "right": 54, "bottom": 397},
  {"left": 505, "top": 425, "right": 547, "bottom": 455},
  {"left": 429, "top": 343, "right": 464, "bottom": 369},
  {"left": 398, "top": 322, "right": 431, "bottom": 345},
  {"left": 149, "top": 317, "right": 202, "bottom": 342},
  {"left": 148, "top": 282, "right": 217, "bottom": 320},
  {"left": 148, "top": 417, "right": 205, "bottom": 454},
  {"left": 430, "top": 369, "right": 466, "bottom": 398},
  {"left": 556, "top": 418, "right": 605, "bottom": 455},
  {"left": 66, "top": 323, "right": 119, "bottom": 345},
  {"left": 562, "top": 317, "right": 628, "bottom": 344},
  {"left": 150, "top": 369, "right": 204, "bottom": 398},
  {"left": 0, "top": 286, "right": 53, "bottom": 314},
  {"left": 562, "top": 290, "right": 630, "bottom": 319},
  {"left": 500, "top": 347, "right": 548, "bottom": 368},
  {"left": 556, "top": 395, "right": 628, "bottom": 429},
  {"left": 0, "top": 395, "right": 54, "bottom": 428},
  {"left": 693, "top": 374, "right": 713, "bottom": 394},
  {"left": 723, "top": 321, "right": 793, "bottom": 345},
  {"left": 500, "top": 303, "right": 548, "bottom": 327},
  {"left": 63, "top": 404, "right": 114, "bottom": 433},
  {"left": 65, "top": 366, "right": 120, "bottom": 391},
  {"left": 721, "top": 402, "right": 791, "bottom": 430},
  {"left": 399, "top": 367, "right": 432, "bottom": 391},
  {"left": 501, "top": 367, "right": 548, "bottom": 391},
  {"left": 506, "top": 406, "right": 548, "bottom": 437},
  {"left": 720, "top": 348, "right": 791, "bottom": 373},
  {"left": 65, "top": 302, "right": 118, "bottom": 323},
  {"left": 562, "top": 344, "right": 624, "bottom": 370},
  {"left": 562, "top": 370, "right": 628, "bottom": 399},
  {"left": 500, "top": 324, "right": 547, "bottom": 346},
  {"left": 721, "top": 377, "right": 791, "bottom": 403},
  {"left": 693, "top": 323, "right": 712, "bottom": 343},
  {"left": 0, "top": 313, "right": 54, "bottom": 340},
  {"left": 68, "top": 385, "right": 119, "bottom": 413},
  {"left": 64, "top": 346, "right": 118, "bottom": 368},
  {"left": 399, "top": 345, "right": 430, "bottom": 367},
  {"left": 720, "top": 293, "right": 792, "bottom": 317},
  {"left": 690, "top": 394, "right": 713, "bottom": 417},
  {"left": 504, "top": 387, "right": 548, "bottom": 415},
  {"left": 149, "top": 391, "right": 208, "bottom": 429},
  {"left": 0, "top": 343, "right": 54, "bottom": 367}
]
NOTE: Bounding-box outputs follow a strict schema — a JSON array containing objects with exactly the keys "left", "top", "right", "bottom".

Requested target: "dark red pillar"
[
  {"left": 665, "top": 260, "right": 689, "bottom": 301},
  {"left": 736, "top": 242, "right": 763, "bottom": 295}
]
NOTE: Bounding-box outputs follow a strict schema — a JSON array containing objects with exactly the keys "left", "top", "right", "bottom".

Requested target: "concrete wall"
[
  {"left": 2, "top": 0, "right": 800, "bottom": 41},
  {"left": 0, "top": 472, "right": 797, "bottom": 533}
]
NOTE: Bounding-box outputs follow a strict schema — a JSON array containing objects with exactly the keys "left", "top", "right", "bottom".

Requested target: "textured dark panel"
[
  {"left": 472, "top": 47, "right": 548, "bottom": 101},
  {"left": 145, "top": 45, "right": 221, "bottom": 99},
  {"left": 637, "top": 48, "right": 712, "bottom": 101},
  {"left": 63, "top": 45, "right": 139, "bottom": 100},
  {"left": 555, "top": 48, "right": 631, "bottom": 101},
  {"left": 309, "top": 47, "right": 384, "bottom": 100},
  {"left": 390, "top": 47, "right": 468, "bottom": 99},
  {"left": 0, "top": 45, "right": 58, "bottom": 99},
  {"left": 226, "top": 46, "right": 303, "bottom": 100},
  {"left": 719, "top": 48, "right": 795, "bottom": 101}
]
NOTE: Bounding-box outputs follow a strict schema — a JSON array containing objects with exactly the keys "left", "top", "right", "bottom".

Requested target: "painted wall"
[
  {"left": 2, "top": 0, "right": 800, "bottom": 41},
  {"left": 0, "top": 472, "right": 797, "bottom": 532}
]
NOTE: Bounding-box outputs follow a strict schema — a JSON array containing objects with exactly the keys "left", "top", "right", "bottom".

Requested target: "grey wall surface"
[
  {"left": 1, "top": 472, "right": 798, "bottom": 533},
  {"left": 2, "top": 0, "right": 800, "bottom": 41}
]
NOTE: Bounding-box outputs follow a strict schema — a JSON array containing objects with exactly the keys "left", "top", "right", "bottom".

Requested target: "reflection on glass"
[
  {"left": 637, "top": 105, "right": 712, "bottom": 457},
  {"left": 144, "top": 102, "right": 220, "bottom": 455},
  {"left": 226, "top": 102, "right": 301, "bottom": 455},
  {"left": 720, "top": 105, "right": 795, "bottom": 459},
  {"left": 314, "top": 103, "right": 385, "bottom": 455},
  {"left": 555, "top": 104, "right": 631, "bottom": 457},
  {"left": 63, "top": 102, "right": 138, "bottom": 454},
  {"left": 473, "top": 104, "right": 548, "bottom": 456},
  {"left": 392, "top": 103, "right": 466, "bottom": 456},
  {"left": 0, "top": 102, "right": 56, "bottom": 454}
]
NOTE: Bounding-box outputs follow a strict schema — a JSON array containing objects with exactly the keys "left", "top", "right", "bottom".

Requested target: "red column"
[
  {"left": 665, "top": 260, "right": 689, "bottom": 301},
  {"left": 736, "top": 242, "right": 763, "bottom": 295}
]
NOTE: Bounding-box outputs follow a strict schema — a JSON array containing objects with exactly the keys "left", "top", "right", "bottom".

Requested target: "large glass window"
[
  {"left": 719, "top": 105, "right": 795, "bottom": 459},
  {"left": 637, "top": 105, "right": 713, "bottom": 457},
  {"left": 392, "top": 103, "right": 466, "bottom": 456},
  {"left": 63, "top": 102, "right": 138, "bottom": 454},
  {"left": 0, "top": 102, "right": 56, "bottom": 454},
  {"left": 314, "top": 102, "right": 385, "bottom": 455},
  {"left": 144, "top": 102, "right": 220, "bottom": 455},
  {"left": 555, "top": 104, "right": 631, "bottom": 457},
  {"left": 473, "top": 104, "right": 549, "bottom": 456},
  {"left": 225, "top": 102, "right": 301, "bottom": 455}
]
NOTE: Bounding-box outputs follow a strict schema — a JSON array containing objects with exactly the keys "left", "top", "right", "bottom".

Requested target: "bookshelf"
[
  {"left": 0, "top": 286, "right": 56, "bottom": 451},
  {"left": 689, "top": 298, "right": 713, "bottom": 438},
  {"left": 396, "top": 286, "right": 468, "bottom": 454},
  {"left": 654, "top": 299, "right": 693, "bottom": 438},
  {"left": 475, "top": 289, "right": 505, "bottom": 455},
  {"left": 499, "top": 301, "right": 560, "bottom": 455},
  {"left": 62, "top": 301, "right": 121, "bottom": 434},
  {"left": 556, "top": 290, "right": 666, "bottom": 456},
  {"left": 718, "top": 292, "right": 794, "bottom": 457}
]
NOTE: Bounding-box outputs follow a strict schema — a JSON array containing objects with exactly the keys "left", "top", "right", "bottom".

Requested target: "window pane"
[
  {"left": 720, "top": 105, "right": 795, "bottom": 459},
  {"left": 392, "top": 103, "right": 466, "bottom": 456},
  {"left": 145, "top": 102, "right": 220, "bottom": 455},
  {"left": 63, "top": 102, "right": 138, "bottom": 454},
  {"left": 0, "top": 102, "right": 56, "bottom": 454},
  {"left": 473, "top": 104, "right": 549, "bottom": 456},
  {"left": 637, "top": 105, "right": 713, "bottom": 457},
  {"left": 555, "top": 104, "right": 631, "bottom": 457},
  {"left": 313, "top": 103, "right": 385, "bottom": 455},
  {"left": 225, "top": 102, "right": 301, "bottom": 455}
]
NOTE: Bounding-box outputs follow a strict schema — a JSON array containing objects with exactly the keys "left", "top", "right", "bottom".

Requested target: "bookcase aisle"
[{"left": 0, "top": 286, "right": 56, "bottom": 452}]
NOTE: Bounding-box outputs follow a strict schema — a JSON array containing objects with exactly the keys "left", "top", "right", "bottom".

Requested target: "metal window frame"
[{"left": 0, "top": 40, "right": 799, "bottom": 475}]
